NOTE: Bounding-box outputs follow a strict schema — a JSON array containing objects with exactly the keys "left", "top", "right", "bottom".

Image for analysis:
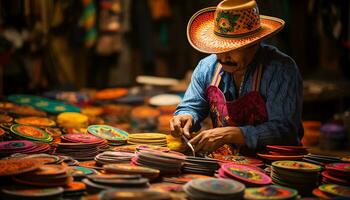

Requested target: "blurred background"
[{"left": 0, "top": 0, "right": 350, "bottom": 150}]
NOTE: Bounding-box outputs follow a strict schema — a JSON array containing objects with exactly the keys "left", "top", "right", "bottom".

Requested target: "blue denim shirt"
[{"left": 175, "top": 44, "right": 304, "bottom": 150}]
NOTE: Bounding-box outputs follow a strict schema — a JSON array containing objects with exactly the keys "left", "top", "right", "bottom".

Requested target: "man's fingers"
[
  {"left": 195, "top": 133, "right": 209, "bottom": 152},
  {"left": 183, "top": 119, "right": 192, "bottom": 139},
  {"left": 169, "top": 120, "right": 175, "bottom": 131},
  {"left": 189, "top": 131, "right": 204, "bottom": 146}
]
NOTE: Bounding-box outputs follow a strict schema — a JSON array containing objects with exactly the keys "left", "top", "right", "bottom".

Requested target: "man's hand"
[
  {"left": 189, "top": 126, "right": 245, "bottom": 153},
  {"left": 170, "top": 114, "right": 193, "bottom": 138}
]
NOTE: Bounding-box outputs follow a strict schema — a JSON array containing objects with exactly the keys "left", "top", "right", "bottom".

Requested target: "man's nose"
[{"left": 217, "top": 53, "right": 230, "bottom": 62}]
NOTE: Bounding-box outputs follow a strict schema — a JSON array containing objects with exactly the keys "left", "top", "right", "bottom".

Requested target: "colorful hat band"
[{"left": 214, "top": 6, "right": 260, "bottom": 38}]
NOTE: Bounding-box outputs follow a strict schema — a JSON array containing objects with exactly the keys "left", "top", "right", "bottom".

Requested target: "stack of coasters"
[
  {"left": 322, "top": 163, "right": 350, "bottom": 185},
  {"left": 13, "top": 164, "right": 72, "bottom": 187},
  {"left": 63, "top": 181, "right": 86, "bottom": 197},
  {"left": 136, "top": 144, "right": 170, "bottom": 152},
  {"left": 10, "top": 124, "right": 53, "bottom": 143},
  {"left": 88, "top": 125, "right": 128, "bottom": 146},
  {"left": 82, "top": 175, "right": 149, "bottom": 194},
  {"left": 15, "top": 116, "right": 56, "bottom": 127},
  {"left": 99, "top": 189, "right": 172, "bottom": 200},
  {"left": 68, "top": 166, "right": 98, "bottom": 181},
  {"left": 209, "top": 155, "right": 264, "bottom": 167},
  {"left": 128, "top": 133, "right": 167, "bottom": 147},
  {"left": 184, "top": 178, "right": 245, "bottom": 200},
  {"left": 163, "top": 174, "right": 212, "bottom": 184},
  {"left": 271, "top": 161, "right": 321, "bottom": 195},
  {"left": 257, "top": 145, "right": 308, "bottom": 161},
  {"left": 0, "top": 113, "right": 13, "bottom": 123},
  {"left": 303, "top": 154, "right": 343, "bottom": 166},
  {"left": 313, "top": 184, "right": 350, "bottom": 199},
  {"left": 1, "top": 186, "right": 64, "bottom": 200},
  {"left": 150, "top": 182, "right": 186, "bottom": 199},
  {"left": 104, "top": 164, "right": 160, "bottom": 180},
  {"left": 61, "top": 133, "right": 107, "bottom": 146},
  {"left": 244, "top": 185, "right": 298, "bottom": 200},
  {"left": 112, "top": 145, "right": 139, "bottom": 153},
  {"left": 57, "top": 112, "right": 88, "bottom": 128},
  {"left": 55, "top": 135, "right": 106, "bottom": 161},
  {"left": 130, "top": 106, "right": 160, "bottom": 131},
  {"left": 0, "top": 140, "right": 50, "bottom": 157},
  {"left": 0, "top": 158, "right": 42, "bottom": 177},
  {"left": 9, "top": 105, "right": 47, "bottom": 117},
  {"left": 133, "top": 149, "right": 185, "bottom": 175},
  {"left": 182, "top": 156, "right": 220, "bottom": 176},
  {"left": 8, "top": 94, "right": 80, "bottom": 114},
  {"left": 218, "top": 163, "right": 271, "bottom": 186},
  {"left": 18, "top": 153, "right": 61, "bottom": 165},
  {"left": 94, "top": 88, "right": 128, "bottom": 101},
  {"left": 95, "top": 151, "right": 135, "bottom": 166}
]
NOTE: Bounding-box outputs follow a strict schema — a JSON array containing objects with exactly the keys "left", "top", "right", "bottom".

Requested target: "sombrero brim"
[{"left": 187, "top": 7, "right": 285, "bottom": 54}]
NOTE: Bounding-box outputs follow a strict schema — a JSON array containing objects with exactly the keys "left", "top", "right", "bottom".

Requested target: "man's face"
[{"left": 216, "top": 44, "right": 258, "bottom": 73}]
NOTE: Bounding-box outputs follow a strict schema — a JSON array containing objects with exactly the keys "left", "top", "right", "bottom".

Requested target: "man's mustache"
[{"left": 218, "top": 60, "right": 237, "bottom": 67}]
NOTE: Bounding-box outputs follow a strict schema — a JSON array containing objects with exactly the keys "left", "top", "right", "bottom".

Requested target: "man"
[{"left": 170, "top": 0, "right": 303, "bottom": 154}]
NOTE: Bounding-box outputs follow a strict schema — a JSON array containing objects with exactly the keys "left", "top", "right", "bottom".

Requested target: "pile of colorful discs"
[
  {"left": 15, "top": 116, "right": 56, "bottom": 127},
  {"left": 8, "top": 94, "right": 80, "bottom": 114},
  {"left": 55, "top": 134, "right": 107, "bottom": 160},
  {"left": 61, "top": 133, "right": 107, "bottom": 146},
  {"left": 244, "top": 185, "right": 298, "bottom": 200},
  {"left": 258, "top": 146, "right": 308, "bottom": 161},
  {"left": 63, "top": 181, "right": 86, "bottom": 197},
  {"left": 135, "top": 144, "right": 170, "bottom": 152},
  {"left": 57, "top": 112, "right": 89, "bottom": 128},
  {"left": 87, "top": 125, "right": 128, "bottom": 146},
  {"left": 271, "top": 161, "right": 321, "bottom": 195},
  {"left": 150, "top": 182, "right": 186, "bottom": 199},
  {"left": 1, "top": 186, "right": 64, "bottom": 199},
  {"left": 184, "top": 178, "right": 245, "bottom": 200},
  {"left": 0, "top": 140, "right": 50, "bottom": 157},
  {"left": 0, "top": 158, "right": 42, "bottom": 177},
  {"left": 128, "top": 133, "right": 167, "bottom": 147},
  {"left": 69, "top": 166, "right": 98, "bottom": 181},
  {"left": 313, "top": 184, "right": 350, "bottom": 199},
  {"left": 218, "top": 163, "right": 271, "bottom": 186},
  {"left": 322, "top": 163, "right": 350, "bottom": 185},
  {"left": 13, "top": 164, "right": 71, "bottom": 187},
  {"left": 163, "top": 174, "right": 212, "bottom": 184},
  {"left": 104, "top": 164, "right": 160, "bottom": 180},
  {"left": 99, "top": 189, "right": 172, "bottom": 200},
  {"left": 17, "top": 153, "right": 61, "bottom": 165},
  {"left": 95, "top": 151, "right": 135, "bottom": 166},
  {"left": 132, "top": 149, "right": 185, "bottom": 175},
  {"left": 302, "top": 154, "right": 343, "bottom": 166},
  {"left": 10, "top": 124, "right": 53, "bottom": 143},
  {"left": 182, "top": 156, "right": 220, "bottom": 176},
  {"left": 83, "top": 174, "right": 149, "bottom": 194},
  {"left": 210, "top": 155, "right": 264, "bottom": 167}
]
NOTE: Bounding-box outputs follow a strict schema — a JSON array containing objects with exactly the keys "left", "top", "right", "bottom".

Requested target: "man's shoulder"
[
  {"left": 194, "top": 54, "right": 217, "bottom": 74},
  {"left": 261, "top": 44, "right": 298, "bottom": 73}
]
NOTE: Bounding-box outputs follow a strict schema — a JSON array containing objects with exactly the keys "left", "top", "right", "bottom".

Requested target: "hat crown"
[{"left": 214, "top": 0, "right": 261, "bottom": 37}]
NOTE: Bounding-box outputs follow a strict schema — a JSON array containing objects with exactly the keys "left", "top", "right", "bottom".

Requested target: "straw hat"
[{"left": 187, "top": 0, "right": 285, "bottom": 54}]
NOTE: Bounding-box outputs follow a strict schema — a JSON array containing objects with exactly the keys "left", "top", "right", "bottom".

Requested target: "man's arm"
[{"left": 174, "top": 59, "right": 212, "bottom": 132}]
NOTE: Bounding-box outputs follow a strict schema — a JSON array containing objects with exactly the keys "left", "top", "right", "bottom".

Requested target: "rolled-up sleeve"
[
  {"left": 239, "top": 59, "right": 304, "bottom": 150},
  {"left": 174, "top": 59, "right": 211, "bottom": 131}
]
